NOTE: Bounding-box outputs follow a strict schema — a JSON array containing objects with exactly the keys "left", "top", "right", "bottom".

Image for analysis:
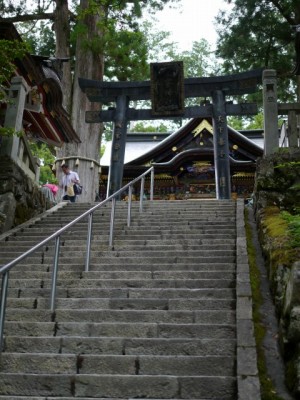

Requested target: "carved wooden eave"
[
  {"left": 129, "top": 119, "right": 202, "bottom": 165},
  {"left": 152, "top": 148, "right": 254, "bottom": 173},
  {"left": 100, "top": 117, "right": 264, "bottom": 179},
  {"left": 126, "top": 118, "right": 263, "bottom": 167},
  {"left": 0, "top": 22, "right": 80, "bottom": 146}
]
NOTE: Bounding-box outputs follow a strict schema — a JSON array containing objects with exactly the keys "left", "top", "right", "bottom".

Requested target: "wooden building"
[
  {"left": 0, "top": 22, "right": 80, "bottom": 233},
  {"left": 100, "top": 118, "right": 264, "bottom": 200},
  {"left": 0, "top": 22, "right": 79, "bottom": 149}
]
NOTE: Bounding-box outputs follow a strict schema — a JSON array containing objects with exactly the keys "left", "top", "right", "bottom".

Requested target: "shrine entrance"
[{"left": 79, "top": 63, "right": 263, "bottom": 200}]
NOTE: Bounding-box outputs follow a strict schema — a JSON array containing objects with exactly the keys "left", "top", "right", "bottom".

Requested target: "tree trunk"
[
  {"left": 56, "top": 0, "right": 104, "bottom": 203},
  {"left": 53, "top": 0, "right": 72, "bottom": 113}
]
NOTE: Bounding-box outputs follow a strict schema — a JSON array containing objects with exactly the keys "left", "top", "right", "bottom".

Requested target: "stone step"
[
  {"left": 35, "top": 217, "right": 237, "bottom": 225},
  {"left": 0, "top": 397, "right": 140, "bottom": 400},
  {"left": 58, "top": 200, "right": 233, "bottom": 207},
  {"left": 4, "top": 222, "right": 235, "bottom": 233},
  {"left": 5, "top": 255, "right": 236, "bottom": 265},
  {"left": 131, "top": 218, "right": 236, "bottom": 224},
  {"left": 8, "top": 262, "right": 236, "bottom": 272},
  {"left": 4, "top": 321, "right": 236, "bottom": 339},
  {"left": 5, "top": 309, "right": 235, "bottom": 324},
  {"left": 0, "top": 199, "right": 240, "bottom": 400},
  {"left": 2, "top": 232, "right": 236, "bottom": 243},
  {"left": 1, "top": 239, "right": 236, "bottom": 249},
  {"left": 0, "top": 373, "right": 236, "bottom": 398},
  {"left": 7, "top": 277, "right": 234, "bottom": 289},
  {"left": 7, "top": 226, "right": 236, "bottom": 237},
  {"left": 33, "top": 217, "right": 236, "bottom": 225},
  {"left": 40, "top": 208, "right": 236, "bottom": 215},
  {"left": 7, "top": 287, "right": 235, "bottom": 300},
  {"left": 15, "top": 248, "right": 236, "bottom": 258},
  {"left": 3, "top": 336, "right": 236, "bottom": 356},
  {"left": 0, "top": 241, "right": 235, "bottom": 250},
  {"left": 122, "top": 226, "right": 236, "bottom": 231},
  {"left": 8, "top": 270, "right": 235, "bottom": 280},
  {"left": 0, "top": 243, "right": 236, "bottom": 254},
  {"left": 0, "top": 353, "right": 235, "bottom": 376},
  {"left": 40, "top": 216, "right": 236, "bottom": 225},
  {"left": 8, "top": 220, "right": 235, "bottom": 229}
]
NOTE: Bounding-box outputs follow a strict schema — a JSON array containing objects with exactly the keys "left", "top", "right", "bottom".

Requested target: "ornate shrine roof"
[
  {"left": 101, "top": 118, "right": 263, "bottom": 176},
  {"left": 0, "top": 22, "right": 80, "bottom": 147}
]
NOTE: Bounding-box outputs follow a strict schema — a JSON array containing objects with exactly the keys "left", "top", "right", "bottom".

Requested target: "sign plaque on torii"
[{"left": 79, "top": 63, "right": 262, "bottom": 199}]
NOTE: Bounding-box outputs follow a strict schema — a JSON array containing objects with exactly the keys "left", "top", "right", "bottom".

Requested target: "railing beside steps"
[{"left": 0, "top": 167, "right": 155, "bottom": 354}]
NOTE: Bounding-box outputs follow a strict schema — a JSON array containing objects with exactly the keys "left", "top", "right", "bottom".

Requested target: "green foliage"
[
  {"left": 23, "top": 22, "right": 56, "bottom": 56},
  {"left": 281, "top": 211, "right": 300, "bottom": 248},
  {"left": 228, "top": 113, "right": 264, "bottom": 130},
  {"left": 275, "top": 160, "right": 300, "bottom": 170},
  {"left": 104, "top": 29, "right": 148, "bottom": 81},
  {"left": 129, "top": 121, "right": 169, "bottom": 132},
  {"left": 165, "top": 38, "right": 218, "bottom": 77},
  {"left": 216, "top": 0, "right": 299, "bottom": 102},
  {"left": 246, "top": 113, "right": 264, "bottom": 129},
  {"left": 29, "top": 142, "right": 57, "bottom": 184},
  {"left": 0, "top": 39, "right": 28, "bottom": 138},
  {"left": 0, "top": 39, "right": 29, "bottom": 102},
  {"left": 260, "top": 206, "right": 298, "bottom": 268},
  {"left": 73, "top": 0, "right": 179, "bottom": 81},
  {"left": 0, "top": 127, "right": 23, "bottom": 137},
  {"left": 227, "top": 116, "right": 244, "bottom": 130}
]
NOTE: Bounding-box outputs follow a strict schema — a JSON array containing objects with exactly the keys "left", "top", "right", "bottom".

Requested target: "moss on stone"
[
  {"left": 259, "top": 206, "right": 298, "bottom": 269},
  {"left": 245, "top": 208, "right": 285, "bottom": 400}
]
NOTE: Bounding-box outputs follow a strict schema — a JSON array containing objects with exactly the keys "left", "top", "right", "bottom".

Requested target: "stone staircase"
[{"left": 0, "top": 199, "right": 259, "bottom": 399}]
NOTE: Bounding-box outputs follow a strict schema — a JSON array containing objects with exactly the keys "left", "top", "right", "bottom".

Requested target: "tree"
[
  {"left": 29, "top": 142, "right": 57, "bottom": 184},
  {"left": 1, "top": 0, "right": 179, "bottom": 201},
  {"left": 0, "top": 39, "right": 29, "bottom": 103},
  {"left": 0, "top": 38, "right": 28, "bottom": 139},
  {"left": 129, "top": 121, "right": 170, "bottom": 132},
  {"left": 215, "top": 0, "right": 300, "bottom": 102}
]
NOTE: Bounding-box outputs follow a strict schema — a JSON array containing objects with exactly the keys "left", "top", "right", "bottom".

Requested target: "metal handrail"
[{"left": 0, "top": 166, "right": 154, "bottom": 353}]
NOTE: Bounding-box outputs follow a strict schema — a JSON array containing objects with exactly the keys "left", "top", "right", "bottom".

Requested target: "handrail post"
[
  {"left": 150, "top": 168, "right": 154, "bottom": 200},
  {"left": 0, "top": 271, "right": 9, "bottom": 352},
  {"left": 140, "top": 176, "right": 145, "bottom": 213},
  {"left": 109, "top": 197, "right": 116, "bottom": 247},
  {"left": 0, "top": 165, "right": 156, "bottom": 345},
  {"left": 85, "top": 213, "right": 93, "bottom": 272},
  {"left": 50, "top": 236, "right": 61, "bottom": 312},
  {"left": 127, "top": 185, "right": 133, "bottom": 227}
]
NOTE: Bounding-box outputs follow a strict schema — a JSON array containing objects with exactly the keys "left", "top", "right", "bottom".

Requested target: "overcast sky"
[{"left": 152, "top": 0, "right": 231, "bottom": 51}]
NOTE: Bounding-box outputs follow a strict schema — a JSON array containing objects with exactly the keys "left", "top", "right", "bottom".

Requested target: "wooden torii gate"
[{"left": 79, "top": 63, "right": 263, "bottom": 200}]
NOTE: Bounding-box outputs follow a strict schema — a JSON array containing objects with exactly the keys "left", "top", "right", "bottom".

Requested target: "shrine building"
[{"left": 100, "top": 117, "right": 264, "bottom": 200}]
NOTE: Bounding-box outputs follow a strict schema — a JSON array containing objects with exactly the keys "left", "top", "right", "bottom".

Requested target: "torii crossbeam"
[{"left": 79, "top": 65, "right": 263, "bottom": 199}]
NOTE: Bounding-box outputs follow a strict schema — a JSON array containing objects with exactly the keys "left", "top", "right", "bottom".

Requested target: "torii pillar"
[
  {"left": 263, "top": 70, "right": 279, "bottom": 155},
  {"left": 79, "top": 66, "right": 263, "bottom": 200},
  {"left": 106, "top": 95, "right": 129, "bottom": 196},
  {"left": 212, "top": 90, "right": 231, "bottom": 199}
]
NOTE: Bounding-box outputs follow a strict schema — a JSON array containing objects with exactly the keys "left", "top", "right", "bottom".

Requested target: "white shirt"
[{"left": 60, "top": 170, "right": 80, "bottom": 196}]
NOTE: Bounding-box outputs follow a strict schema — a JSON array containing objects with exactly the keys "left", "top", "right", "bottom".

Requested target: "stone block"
[
  {"left": 283, "top": 262, "right": 300, "bottom": 317},
  {"left": 237, "top": 347, "right": 259, "bottom": 376},
  {"left": 238, "top": 375, "right": 261, "bottom": 400}
]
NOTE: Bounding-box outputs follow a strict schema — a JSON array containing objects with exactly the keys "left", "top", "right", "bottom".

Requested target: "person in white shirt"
[{"left": 59, "top": 164, "right": 80, "bottom": 203}]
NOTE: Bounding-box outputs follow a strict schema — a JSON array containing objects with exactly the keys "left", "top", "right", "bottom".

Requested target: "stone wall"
[
  {"left": 253, "top": 148, "right": 300, "bottom": 396},
  {"left": 0, "top": 155, "right": 54, "bottom": 234}
]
